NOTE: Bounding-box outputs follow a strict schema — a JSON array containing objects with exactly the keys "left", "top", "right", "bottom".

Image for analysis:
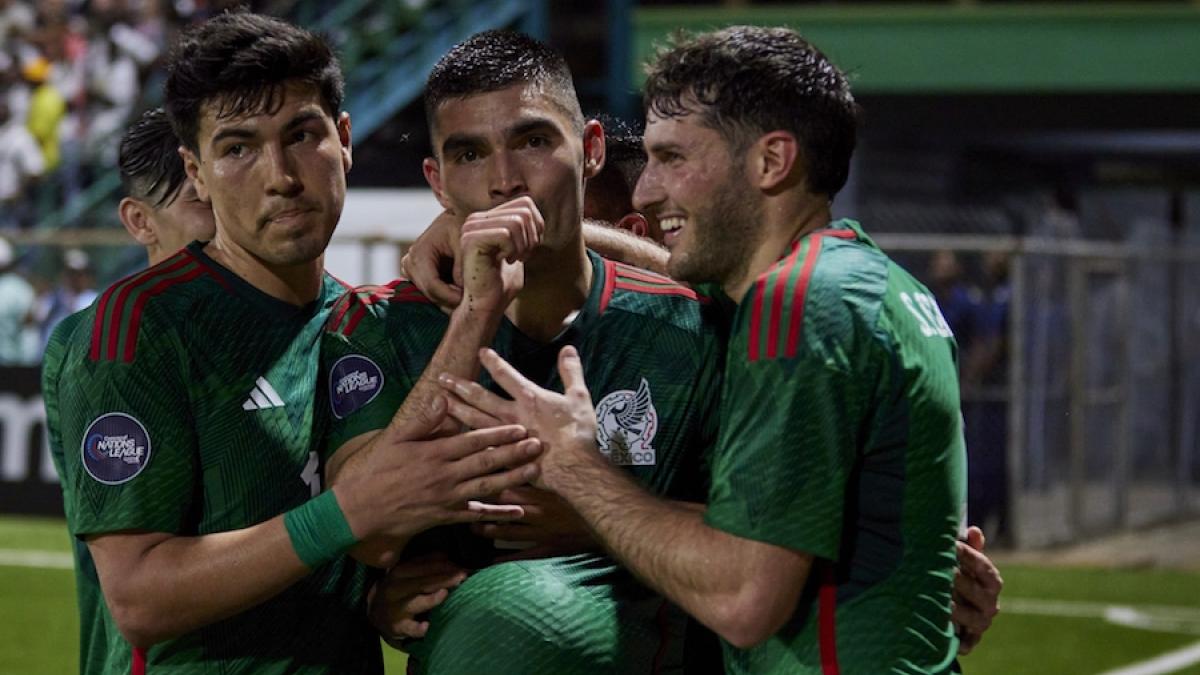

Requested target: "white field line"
[
  {"left": 1095, "top": 641, "right": 1200, "bottom": 675},
  {"left": 0, "top": 548, "right": 72, "bottom": 569}
]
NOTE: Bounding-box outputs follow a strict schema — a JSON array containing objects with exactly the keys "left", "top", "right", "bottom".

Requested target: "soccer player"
[
  {"left": 443, "top": 26, "right": 975, "bottom": 673},
  {"left": 43, "top": 12, "right": 539, "bottom": 674},
  {"left": 322, "top": 30, "right": 723, "bottom": 674},
  {"left": 117, "top": 107, "right": 216, "bottom": 266}
]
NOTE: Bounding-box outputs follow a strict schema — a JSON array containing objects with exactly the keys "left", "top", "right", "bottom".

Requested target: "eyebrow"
[
  {"left": 646, "top": 141, "right": 684, "bottom": 155},
  {"left": 209, "top": 109, "right": 327, "bottom": 151},
  {"left": 440, "top": 116, "right": 562, "bottom": 157}
]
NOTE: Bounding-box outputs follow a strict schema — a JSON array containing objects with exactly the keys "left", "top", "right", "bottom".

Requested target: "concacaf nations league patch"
[
  {"left": 81, "top": 413, "right": 152, "bottom": 485},
  {"left": 330, "top": 354, "right": 384, "bottom": 419}
]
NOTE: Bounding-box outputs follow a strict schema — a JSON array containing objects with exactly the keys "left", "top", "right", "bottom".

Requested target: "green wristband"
[{"left": 284, "top": 490, "right": 359, "bottom": 568}]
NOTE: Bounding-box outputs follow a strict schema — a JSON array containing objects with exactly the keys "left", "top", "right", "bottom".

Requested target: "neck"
[
  {"left": 724, "top": 196, "right": 831, "bottom": 304},
  {"left": 505, "top": 232, "right": 592, "bottom": 343},
  {"left": 205, "top": 232, "right": 323, "bottom": 306}
]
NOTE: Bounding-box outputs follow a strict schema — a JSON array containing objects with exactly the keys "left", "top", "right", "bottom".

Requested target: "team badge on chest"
[{"left": 595, "top": 378, "right": 658, "bottom": 466}]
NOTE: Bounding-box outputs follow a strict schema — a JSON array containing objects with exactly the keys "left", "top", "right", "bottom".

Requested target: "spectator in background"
[
  {"left": 963, "top": 250, "right": 1012, "bottom": 544},
  {"left": 927, "top": 249, "right": 975, "bottom": 346},
  {"left": 117, "top": 108, "right": 214, "bottom": 265},
  {"left": 36, "top": 246, "right": 95, "bottom": 348},
  {"left": 23, "top": 55, "right": 65, "bottom": 170},
  {"left": 0, "top": 97, "right": 44, "bottom": 228},
  {"left": 0, "top": 236, "right": 35, "bottom": 365},
  {"left": 0, "top": 0, "right": 35, "bottom": 48}
]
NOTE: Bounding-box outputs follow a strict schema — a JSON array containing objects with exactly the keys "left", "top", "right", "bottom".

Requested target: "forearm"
[
  {"left": 582, "top": 221, "right": 669, "bottom": 274},
  {"left": 545, "top": 452, "right": 765, "bottom": 641},
  {"left": 90, "top": 517, "right": 309, "bottom": 647}
]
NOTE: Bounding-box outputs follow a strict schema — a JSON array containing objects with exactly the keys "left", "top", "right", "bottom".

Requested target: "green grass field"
[{"left": 3, "top": 515, "right": 1199, "bottom": 674}]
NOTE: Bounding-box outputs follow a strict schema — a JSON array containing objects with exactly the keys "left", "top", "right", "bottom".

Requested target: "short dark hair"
[
  {"left": 424, "top": 30, "right": 583, "bottom": 141},
  {"left": 585, "top": 114, "right": 645, "bottom": 221},
  {"left": 164, "top": 11, "right": 343, "bottom": 155},
  {"left": 643, "top": 26, "right": 858, "bottom": 197},
  {"left": 119, "top": 108, "right": 187, "bottom": 209}
]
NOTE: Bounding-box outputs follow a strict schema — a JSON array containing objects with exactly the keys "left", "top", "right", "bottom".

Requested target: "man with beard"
[
  {"left": 42, "top": 13, "right": 540, "bottom": 674},
  {"left": 441, "top": 26, "right": 980, "bottom": 674}
]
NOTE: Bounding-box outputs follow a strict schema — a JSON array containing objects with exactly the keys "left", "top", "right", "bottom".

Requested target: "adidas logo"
[{"left": 242, "top": 377, "right": 285, "bottom": 411}]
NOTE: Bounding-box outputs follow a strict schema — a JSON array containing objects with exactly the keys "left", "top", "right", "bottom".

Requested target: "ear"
[
  {"left": 337, "top": 111, "right": 353, "bottom": 174},
  {"left": 615, "top": 212, "right": 649, "bottom": 239},
  {"left": 750, "top": 131, "right": 802, "bottom": 193},
  {"left": 118, "top": 197, "right": 157, "bottom": 246},
  {"left": 180, "top": 145, "right": 208, "bottom": 202},
  {"left": 582, "top": 119, "right": 605, "bottom": 180},
  {"left": 422, "top": 156, "right": 453, "bottom": 210}
]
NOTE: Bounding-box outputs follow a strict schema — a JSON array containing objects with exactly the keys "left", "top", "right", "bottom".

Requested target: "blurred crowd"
[
  {"left": 0, "top": 0, "right": 252, "bottom": 230},
  {"left": 0, "top": 1, "right": 256, "bottom": 366}
]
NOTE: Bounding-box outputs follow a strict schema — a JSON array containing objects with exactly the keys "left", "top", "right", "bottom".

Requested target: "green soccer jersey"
[
  {"left": 43, "top": 243, "right": 381, "bottom": 675},
  {"left": 323, "top": 250, "right": 725, "bottom": 674},
  {"left": 705, "top": 220, "right": 966, "bottom": 675}
]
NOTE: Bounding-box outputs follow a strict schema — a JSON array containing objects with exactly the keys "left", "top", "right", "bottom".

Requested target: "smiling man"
[
  {"left": 42, "top": 12, "right": 540, "bottom": 674},
  {"left": 446, "top": 26, "right": 971, "bottom": 674}
]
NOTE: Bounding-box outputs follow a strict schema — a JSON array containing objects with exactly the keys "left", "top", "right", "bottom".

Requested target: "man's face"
[
  {"left": 634, "top": 109, "right": 761, "bottom": 288},
  {"left": 425, "top": 83, "right": 598, "bottom": 253},
  {"left": 150, "top": 179, "right": 217, "bottom": 255},
  {"left": 184, "top": 80, "right": 351, "bottom": 267}
]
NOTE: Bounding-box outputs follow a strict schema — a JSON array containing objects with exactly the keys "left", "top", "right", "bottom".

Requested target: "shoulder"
[
  {"left": 325, "top": 278, "right": 438, "bottom": 339},
  {"left": 599, "top": 259, "right": 715, "bottom": 335},
  {"left": 86, "top": 250, "right": 219, "bottom": 364},
  {"left": 739, "top": 230, "right": 889, "bottom": 364}
]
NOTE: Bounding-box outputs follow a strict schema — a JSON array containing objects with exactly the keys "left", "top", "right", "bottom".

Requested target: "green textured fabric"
[
  {"left": 284, "top": 488, "right": 358, "bottom": 568},
  {"left": 323, "top": 250, "right": 724, "bottom": 673},
  {"left": 411, "top": 554, "right": 684, "bottom": 675},
  {"left": 706, "top": 220, "right": 966, "bottom": 675},
  {"left": 44, "top": 243, "right": 381, "bottom": 675}
]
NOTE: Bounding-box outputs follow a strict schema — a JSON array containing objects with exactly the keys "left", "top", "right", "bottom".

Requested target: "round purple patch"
[
  {"left": 330, "top": 354, "right": 385, "bottom": 419},
  {"left": 80, "top": 413, "right": 152, "bottom": 485}
]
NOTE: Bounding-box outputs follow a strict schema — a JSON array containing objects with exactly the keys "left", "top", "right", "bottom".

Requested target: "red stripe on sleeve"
[
  {"left": 342, "top": 306, "right": 369, "bottom": 337},
  {"left": 766, "top": 242, "right": 802, "bottom": 360},
  {"left": 612, "top": 281, "right": 699, "bottom": 300},
  {"left": 747, "top": 277, "right": 768, "bottom": 362},
  {"left": 783, "top": 236, "right": 826, "bottom": 359},
  {"left": 105, "top": 257, "right": 193, "bottom": 360},
  {"left": 598, "top": 259, "right": 617, "bottom": 313},
  {"left": 613, "top": 263, "right": 674, "bottom": 286},
  {"left": 819, "top": 566, "right": 840, "bottom": 675},
  {"left": 131, "top": 646, "right": 146, "bottom": 675},
  {"left": 123, "top": 267, "right": 206, "bottom": 362}
]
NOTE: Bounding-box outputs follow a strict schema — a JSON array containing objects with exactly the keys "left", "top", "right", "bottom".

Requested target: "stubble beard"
[{"left": 667, "top": 175, "right": 762, "bottom": 289}]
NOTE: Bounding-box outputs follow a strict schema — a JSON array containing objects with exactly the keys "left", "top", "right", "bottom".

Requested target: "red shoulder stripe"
[
  {"left": 747, "top": 275, "right": 768, "bottom": 362},
  {"left": 612, "top": 263, "right": 675, "bottom": 286},
  {"left": 122, "top": 266, "right": 208, "bottom": 362},
  {"left": 90, "top": 253, "right": 184, "bottom": 360},
  {"left": 823, "top": 229, "right": 857, "bottom": 241},
  {"left": 613, "top": 280, "right": 699, "bottom": 301},
  {"left": 92, "top": 255, "right": 192, "bottom": 361},
  {"left": 766, "top": 241, "right": 804, "bottom": 360},
  {"left": 181, "top": 249, "right": 231, "bottom": 290},
  {"left": 599, "top": 259, "right": 618, "bottom": 313},
  {"left": 784, "top": 235, "right": 827, "bottom": 358}
]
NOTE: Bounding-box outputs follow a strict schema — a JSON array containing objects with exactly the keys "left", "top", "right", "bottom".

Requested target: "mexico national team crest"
[
  {"left": 81, "top": 413, "right": 151, "bottom": 485},
  {"left": 330, "top": 354, "right": 384, "bottom": 419},
  {"left": 595, "top": 378, "right": 658, "bottom": 466}
]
